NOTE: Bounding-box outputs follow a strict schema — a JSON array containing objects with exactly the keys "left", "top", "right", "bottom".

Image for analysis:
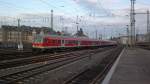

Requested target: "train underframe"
[{"left": 32, "top": 44, "right": 116, "bottom": 53}]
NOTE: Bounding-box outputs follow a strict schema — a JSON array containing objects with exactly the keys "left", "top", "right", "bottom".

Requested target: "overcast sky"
[{"left": 0, "top": 0, "right": 150, "bottom": 39}]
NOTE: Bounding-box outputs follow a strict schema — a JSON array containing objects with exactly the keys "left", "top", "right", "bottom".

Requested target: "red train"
[{"left": 32, "top": 35, "right": 117, "bottom": 51}]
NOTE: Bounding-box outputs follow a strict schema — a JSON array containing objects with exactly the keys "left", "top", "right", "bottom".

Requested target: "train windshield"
[{"left": 33, "top": 35, "right": 43, "bottom": 43}]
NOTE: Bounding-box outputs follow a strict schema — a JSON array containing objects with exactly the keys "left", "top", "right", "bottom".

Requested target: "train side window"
[
  {"left": 58, "top": 40, "right": 61, "bottom": 44},
  {"left": 65, "top": 40, "right": 68, "bottom": 44},
  {"left": 52, "top": 40, "right": 55, "bottom": 44},
  {"left": 71, "top": 40, "right": 74, "bottom": 44},
  {"left": 58, "top": 40, "right": 60, "bottom": 43},
  {"left": 66, "top": 40, "right": 69, "bottom": 44},
  {"left": 68, "top": 41, "right": 70, "bottom": 44},
  {"left": 69, "top": 41, "right": 72, "bottom": 44},
  {"left": 55, "top": 40, "right": 57, "bottom": 43},
  {"left": 56, "top": 40, "right": 59, "bottom": 43},
  {"left": 55, "top": 40, "right": 57, "bottom": 44}
]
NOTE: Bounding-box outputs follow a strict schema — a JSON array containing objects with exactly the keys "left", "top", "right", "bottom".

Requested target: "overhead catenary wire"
[
  {"left": 0, "top": 0, "right": 52, "bottom": 25},
  {"left": 37, "top": 0, "right": 82, "bottom": 16},
  {"left": 97, "top": 0, "right": 114, "bottom": 17}
]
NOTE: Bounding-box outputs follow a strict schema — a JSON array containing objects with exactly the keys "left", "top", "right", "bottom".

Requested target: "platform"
[{"left": 103, "top": 48, "right": 150, "bottom": 84}]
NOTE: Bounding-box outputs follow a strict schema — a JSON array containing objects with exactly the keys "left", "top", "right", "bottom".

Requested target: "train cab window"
[
  {"left": 34, "top": 38, "right": 43, "bottom": 43},
  {"left": 33, "top": 35, "right": 43, "bottom": 43}
]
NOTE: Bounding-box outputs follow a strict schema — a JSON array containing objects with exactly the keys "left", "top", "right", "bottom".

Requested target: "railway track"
[
  {"left": 0, "top": 49, "right": 32, "bottom": 61},
  {"left": 63, "top": 46, "right": 123, "bottom": 84},
  {"left": 0, "top": 54, "right": 85, "bottom": 84},
  {"left": 0, "top": 50, "right": 89, "bottom": 69},
  {"left": 136, "top": 42, "right": 150, "bottom": 50},
  {"left": 0, "top": 48, "right": 76, "bottom": 61},
  {"left": 0, "top": 47, "right": 116, "bottom": 84},
  {"left": 0, "top": 47, "right": 112, "bottom": 61},
  {"left": 0, "top": 47, "right": 115, "bottom": 69},
  {"left": 138, "top": 46, "right": 150, "bottom": 50}
]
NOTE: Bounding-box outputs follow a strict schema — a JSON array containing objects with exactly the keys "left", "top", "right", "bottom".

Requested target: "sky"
[{"left": 0, "top": 0, "right": 150, "bottom": 39}]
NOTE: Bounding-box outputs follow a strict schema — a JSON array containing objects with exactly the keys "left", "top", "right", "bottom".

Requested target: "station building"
[{"left": 0, "top": 25, "right": 56, "bottom": 49}]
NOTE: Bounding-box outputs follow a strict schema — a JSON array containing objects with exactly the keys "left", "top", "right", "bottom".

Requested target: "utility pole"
[
  {"left": 17, "top": 19, "right": 20, "bottom": 48},
  {"left": 17, "top": 19, "right": 23, "bottom": 50},
  {"left": 130, "top": 0, "right": 136, "bottom": 47},
  {"left": 99, "top": 34, "right": 102, "bottom": 40},
  {"left": 147, "top": 10, "right": 150, "bottom": 42},
  {"left": 51, "top": 10, "right": 53, "bottom": 30},
  {"left": 95, "top": 29, "right": 98, "bottom": 39},
  {"left": 76, "top": 16, "right": 79, "bottom": 32},
  {"left": 60, "top": 16, "right": 64, "bottom": 32},
  {"left": 103, "top": 27, "right": 106, "bottom": 40}
]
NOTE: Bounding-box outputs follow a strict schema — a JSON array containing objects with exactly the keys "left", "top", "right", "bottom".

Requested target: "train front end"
[{"left": 32, "top": 35, "right": 45, "bottom": 50}]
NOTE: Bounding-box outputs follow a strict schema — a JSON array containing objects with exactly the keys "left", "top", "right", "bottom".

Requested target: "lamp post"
[{"left": 51, "top": 10, "right": 53, "bottom": 30}]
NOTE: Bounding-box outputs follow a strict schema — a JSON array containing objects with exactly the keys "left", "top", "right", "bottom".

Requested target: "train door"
[
  {"left": 61, "top": 39, "right": 65, "bottom": 47},
  {"left": 78, "top": 40, "right": 80, "bottom": 47}
]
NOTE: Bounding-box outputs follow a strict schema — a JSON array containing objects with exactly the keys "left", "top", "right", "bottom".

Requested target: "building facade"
[{"left": 0, "top": 25, "right": 56, "bottom": 49}]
